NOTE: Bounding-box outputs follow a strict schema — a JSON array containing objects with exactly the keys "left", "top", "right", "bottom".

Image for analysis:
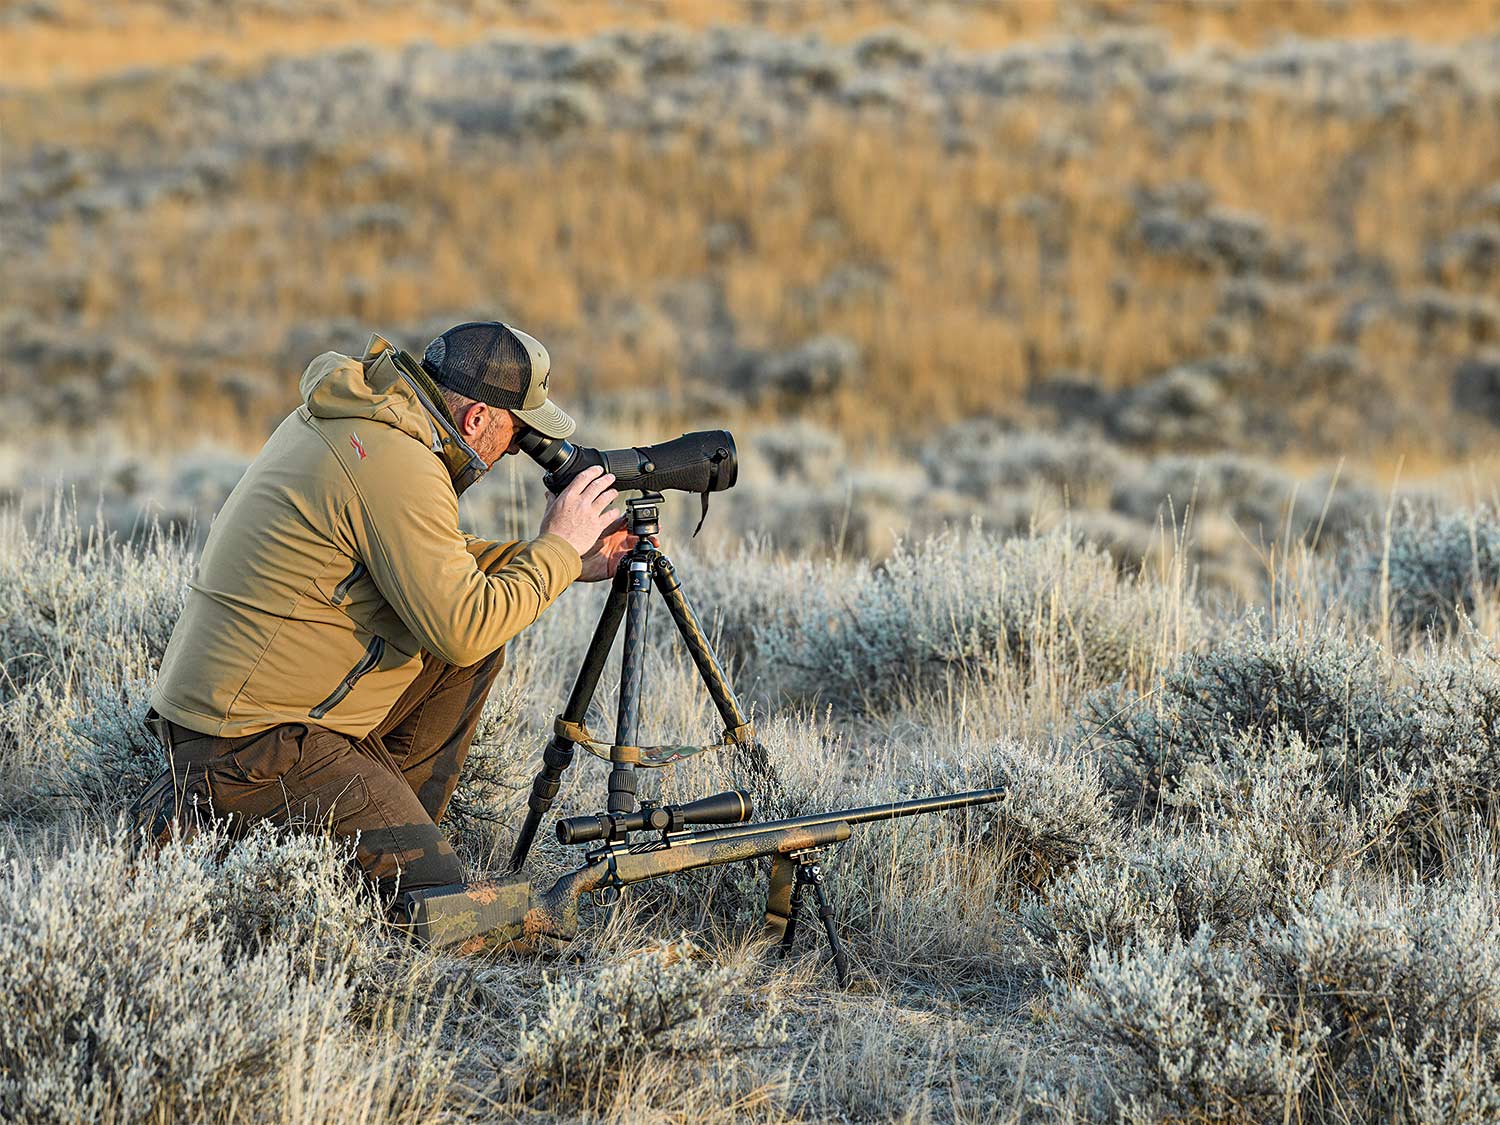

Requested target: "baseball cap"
[{"left": 420, "top": 321, "right": 576, "bottom": 439}]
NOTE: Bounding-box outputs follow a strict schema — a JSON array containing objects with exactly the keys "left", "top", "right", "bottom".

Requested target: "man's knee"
[{"left": 357, "top": 817, "right": 465, "bottom": 895}]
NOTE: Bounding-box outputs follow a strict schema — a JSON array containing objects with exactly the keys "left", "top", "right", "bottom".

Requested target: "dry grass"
[
  {"left": 6, "top": 16, "right": 1500, "bottom": 468},
  {"left": 8, "top": 0, "right": 1500, "bottom": 88},
  {"left": 6, "top": 495, "right": 1500, "bottom": 1121}
]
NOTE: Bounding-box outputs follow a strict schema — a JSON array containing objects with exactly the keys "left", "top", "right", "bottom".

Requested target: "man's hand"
[
  {"left": 539, "top": 467, "right": 621, "bottom": 562},
  {"left": 579, "top": 512, "right": 648, "bottom": 582}
]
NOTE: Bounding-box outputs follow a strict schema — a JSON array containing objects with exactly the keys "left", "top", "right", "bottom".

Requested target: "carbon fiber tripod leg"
[
  {"left": 507, "top": 566, "right": 629, "bottom": 873},
  {"left": 651, "top": 553, "right": 771, "bottom": 779}
]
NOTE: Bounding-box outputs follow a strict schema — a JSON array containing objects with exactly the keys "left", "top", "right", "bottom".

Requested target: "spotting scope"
[{"left": 519, "top": 429, "right": 738, "bottom": 496}]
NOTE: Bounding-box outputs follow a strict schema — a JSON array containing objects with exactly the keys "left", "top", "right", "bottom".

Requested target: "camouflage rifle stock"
[{"left": 398, "top": 786, "right": 1007, "bottom": 983}]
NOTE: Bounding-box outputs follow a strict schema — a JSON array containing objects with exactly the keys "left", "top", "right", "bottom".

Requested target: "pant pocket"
[
  {"left": 225, "top": 725, "right": 306, "bottom": 784},
  {"left": 291, "top": 773, "right": 372, "bottom": 832}
]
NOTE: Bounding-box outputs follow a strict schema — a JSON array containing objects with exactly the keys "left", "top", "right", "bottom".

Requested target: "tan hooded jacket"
[{"left": 151, "top": 335, "right": 582, "bottom": 738}]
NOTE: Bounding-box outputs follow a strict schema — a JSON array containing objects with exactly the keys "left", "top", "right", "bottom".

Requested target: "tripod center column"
[{"left": 609, "top": 553, "right": 653, "bottom": 814}]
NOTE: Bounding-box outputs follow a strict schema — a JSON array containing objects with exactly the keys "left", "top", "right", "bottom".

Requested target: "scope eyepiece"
[
  {"left": 519, "top": 429, "right": 738, "bottom": 497},
  {"left": 556, "top": 789, "right": 753, "bottom": 846}
]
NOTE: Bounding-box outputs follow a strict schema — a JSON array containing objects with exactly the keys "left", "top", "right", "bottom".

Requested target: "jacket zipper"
[
  {"left": 310, "top": 635, "right": 385, "bottom": 719},
  {"left": 331, "top": 561, "right": 366, "bottom": 605},
  {"left": 388, "top": 357, "right": 489, "bottom": 491}
]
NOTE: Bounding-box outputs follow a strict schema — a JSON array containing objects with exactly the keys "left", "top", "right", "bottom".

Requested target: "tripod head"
[{"left": 625, "top": 493, "right": 663, "bottom": 540}]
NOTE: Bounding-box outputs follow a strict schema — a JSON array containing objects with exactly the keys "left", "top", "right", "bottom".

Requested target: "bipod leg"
[
  {"left": 806, "top": 863, "right": 851, "bottom": 987},
  {"left": 776, "top": 872, "right": 809, "bottom": 960},
  {"left": 507, "top": 566, "right": 629, "bottom": 873},
  {"left": 650, "top": 553, "right": 771, "bottom": 779}
]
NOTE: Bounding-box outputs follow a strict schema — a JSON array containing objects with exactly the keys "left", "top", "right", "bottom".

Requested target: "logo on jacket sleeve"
[{"left": 349, "top": 434, "right": 368, "bottom": 461}]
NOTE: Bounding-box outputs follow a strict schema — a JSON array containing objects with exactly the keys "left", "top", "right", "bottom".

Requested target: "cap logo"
[{"left": 349, "top": 434, "right": 368, "bottom": 461}]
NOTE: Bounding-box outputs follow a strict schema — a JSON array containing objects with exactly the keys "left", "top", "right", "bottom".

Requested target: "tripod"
[{"left": 507, "top": 493, "right": 767, "bottom": 873}]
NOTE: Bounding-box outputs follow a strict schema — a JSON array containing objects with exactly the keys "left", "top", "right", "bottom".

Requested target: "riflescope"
[
  {"left": 556, "top": 789, "right": 753, "bottom": 845},
  {"left": 518, "top": 429, "right": 738, "bottom": 496}
]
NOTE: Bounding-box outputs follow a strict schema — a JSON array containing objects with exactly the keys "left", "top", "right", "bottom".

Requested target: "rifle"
[{"left": 397, "top": 786, "right": 1006, "bottom": 985}]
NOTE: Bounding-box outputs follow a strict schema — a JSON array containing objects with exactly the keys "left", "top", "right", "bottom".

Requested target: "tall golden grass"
[
  {"left": 9, "top": 78, "right": 1497, "bottom": 456},
  {"left": 7, "top": 0, "right": 1500, "bottom": 88}
]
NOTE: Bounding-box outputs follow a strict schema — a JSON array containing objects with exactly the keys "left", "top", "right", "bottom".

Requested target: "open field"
[
  {"left": 7, "top": 499, "right": 1500, "bottom": 1122},
  {"left": 5, "top": 0, "right": 1500, "bottom": 1121}
]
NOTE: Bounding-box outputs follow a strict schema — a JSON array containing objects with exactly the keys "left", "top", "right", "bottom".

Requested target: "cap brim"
[{"left": 512, "top": 398, "right": 576, "bottom": 440}]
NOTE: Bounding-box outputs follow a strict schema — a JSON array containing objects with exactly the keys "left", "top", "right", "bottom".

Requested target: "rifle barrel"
[
  {"left": 638, "top": 786, "right": 1007, "bottom": 853},
  {"left": 837, "top": 787, "right": 1009, "bottom": 825}
]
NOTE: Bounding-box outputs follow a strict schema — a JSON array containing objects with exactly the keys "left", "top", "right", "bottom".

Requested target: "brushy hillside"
[
  {"left": 4, "top": 1, "right": 1499, "bottom": 549},
  {"left": 5, "top": 0, "right": 1499, "bottom": 606},
  {"left": 5, "top": 496, "right": 1500, "bottom": 1122}
]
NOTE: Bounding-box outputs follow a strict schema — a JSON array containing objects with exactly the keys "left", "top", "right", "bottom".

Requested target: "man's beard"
[{"left": 476, "top": 416, "right": 509, "bottom": 465}]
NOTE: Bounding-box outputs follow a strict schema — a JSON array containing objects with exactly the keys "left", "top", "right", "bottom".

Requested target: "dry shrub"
[
  {"left": 1050, "top": 875, "right": 1500, "bottom": 1123},
  {"left": 1349, "top": 505, "right": 1500, "bottom": 637},
  {"left": 510, "top": 942, "right": 774, "bottom": 1107},
  {"left": 0, "top": 824, "right": 449, "bottom": 1124},
  {"left": 1261, "top": 883, "right": 1500, "bottom": 1122},
  {"left": 0, "top": 500, "right": 189, "bottom": 695},
  {"left": 1020, "top": 828, "right": 1277, "bottom": 986},
  {"left": 1086, "top": 610, "right": 1500, "bottom": 871},
  {"left": 1054, "top": 929, "right": 1321, "bottom": 1123},
  {"left": 1399, "top": 641, "right": 1500, "bottom": 865},
  {"left": 754, "top": 526, "right": 1197, "bottom": 711},
  {"left": 916, "top": 738, "right": 1115, "bottom": 900},
  {"left": 0, "top": 502, "right": 191, "bottom": 819},
  {"left": 1083, "top": 622, "right": 1417, "bottom": 818}
]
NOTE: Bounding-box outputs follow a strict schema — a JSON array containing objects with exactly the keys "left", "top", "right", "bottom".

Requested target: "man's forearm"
[{"left": 464, "top": 536, "right": 526, "bottom": 575}]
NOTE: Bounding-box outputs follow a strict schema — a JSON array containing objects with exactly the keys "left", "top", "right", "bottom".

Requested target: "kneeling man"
[{"left": 137, "top": 322, "right": 625, "bottom": 897}]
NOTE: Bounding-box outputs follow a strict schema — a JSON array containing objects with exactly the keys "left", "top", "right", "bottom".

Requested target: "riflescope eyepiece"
[
  {"left": 519, "top": 429, "right": 738, "bottom": 497},
  {"left": 556, "top": 789, "right": 753, "bottom": 846}
]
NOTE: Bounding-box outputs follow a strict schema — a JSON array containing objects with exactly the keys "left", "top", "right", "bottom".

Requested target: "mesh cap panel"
[{"left": 420, "top": 322, "right": 531, "bottom": 409}]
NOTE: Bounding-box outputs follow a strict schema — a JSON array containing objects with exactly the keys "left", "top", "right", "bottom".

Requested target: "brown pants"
[{"left": 134, "top": 648, "right": 505, "bottom": 895}]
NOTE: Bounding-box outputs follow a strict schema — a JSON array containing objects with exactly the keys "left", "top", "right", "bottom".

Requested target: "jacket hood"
[{"left": 301, "top": 334, "right": 489, "bottom": 494}]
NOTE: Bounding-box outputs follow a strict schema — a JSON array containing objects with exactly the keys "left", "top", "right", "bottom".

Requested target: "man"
[{"left": 135, "top": 321, "right": 624, "bottom": 898}]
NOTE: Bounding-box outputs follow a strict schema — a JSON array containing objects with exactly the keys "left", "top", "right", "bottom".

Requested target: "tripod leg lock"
[{"left": 525, "top": 736, "right": 575, "bottom": 812}]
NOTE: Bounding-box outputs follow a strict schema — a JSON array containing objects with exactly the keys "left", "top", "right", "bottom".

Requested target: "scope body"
[
  {"left": 519, "top": 429, "right": 737, "bottom": 495},
  {"left": 557, "top": 789, "right": 752, "bottom": 845}
]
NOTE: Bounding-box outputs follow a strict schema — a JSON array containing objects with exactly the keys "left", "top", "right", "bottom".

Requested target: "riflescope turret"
[
  {"left": 518, "top": 429, "right": 738, "bottom": 496},
  {"left": 556, "top": 789, "right": 752, "bottom": 845}
]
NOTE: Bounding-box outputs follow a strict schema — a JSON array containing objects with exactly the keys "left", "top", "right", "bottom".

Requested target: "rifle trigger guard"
[{"left": 595, "top": 852, "right": 625, "bottom": 906}]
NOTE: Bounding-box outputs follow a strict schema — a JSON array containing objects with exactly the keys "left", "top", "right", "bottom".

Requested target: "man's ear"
[{"left": 457, "top": 401, "right": 486, "bottom": 439}]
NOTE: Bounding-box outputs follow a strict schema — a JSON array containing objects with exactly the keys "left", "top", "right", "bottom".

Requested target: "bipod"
[
  {"left": 507, "top": 492, "right": 770, "bottom": 874},
  {"left": 766, "top": 848, "right": 851, "bottom": 987}
]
